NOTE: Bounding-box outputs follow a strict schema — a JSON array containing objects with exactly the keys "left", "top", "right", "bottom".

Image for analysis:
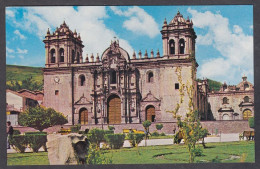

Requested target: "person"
[
  {"left": 173, "top": 125, "right": 176, "bottom": 134},
  {"left": 6, "top": 121, "right": 14, "bottom": 149}
]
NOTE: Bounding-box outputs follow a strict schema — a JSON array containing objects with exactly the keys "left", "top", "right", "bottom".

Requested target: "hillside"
[
  {"left": 197, "top": 78, "right": 222, "bottom": 91},
  {"left": 6, "top": 65, "right": 43, "bottom": 91}
]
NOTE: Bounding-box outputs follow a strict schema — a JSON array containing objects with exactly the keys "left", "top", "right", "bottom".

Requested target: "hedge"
[
  {"left": 26, "top": 134, "right": 47, "bottom": 153},
  {"left": 9, "top": 135, "right": 28, "bottom": 153},
  {"left": 9, "top": 133, "right": 48, "bottom": 153},
  {"left": 127, "top": 133, "right": 145, "bottom": 147},
  {"left": 13, "top": 130, "right": 21, "bottom": 135},
  {"left": 104, "top": 134, "right": 125, "bottom": 149},
  {"left": 25, "top": 132, "right": 47, "bottom": 135},
  {"left": 87, "top": 129, "right": 114, "bottom": 145}
]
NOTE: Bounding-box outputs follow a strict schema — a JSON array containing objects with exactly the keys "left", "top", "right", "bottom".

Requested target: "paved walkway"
[{"left": 7, "top": 133, "right": 244, "bottom": 154}]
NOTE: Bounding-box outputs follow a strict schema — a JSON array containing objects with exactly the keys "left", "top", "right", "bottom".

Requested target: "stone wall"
[{"left": 81, "top": 120, "right": 253, "bottom": 134}]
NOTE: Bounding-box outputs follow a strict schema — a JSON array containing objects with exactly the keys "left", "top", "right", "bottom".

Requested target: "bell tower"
[
  {"left": 43, "top": 21, "right": 84, "bottom": 67},
  {"left": 161, "top": 11, "right": 196, "bottom": 58}
]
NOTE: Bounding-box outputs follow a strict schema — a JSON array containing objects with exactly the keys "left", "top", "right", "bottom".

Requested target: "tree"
[
  {"left": 19, "top": 106, "right": 68, "bottom": 131},
  {"left": 168, "top": 63, "right": 208, "bottom": 163},
  {"left": 248, "top": 117, "right": 254, "bottom": 129}
]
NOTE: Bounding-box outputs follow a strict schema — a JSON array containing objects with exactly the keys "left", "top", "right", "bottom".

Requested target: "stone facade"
[
  {"left": 43, "top": 12, "right": 207, "bottom": 125},
  {"left": 208, "top": 76, "right": 254, "bottom": 121},
  {"left": 42, "top": 11, "right": 253, "bottom": 126}
]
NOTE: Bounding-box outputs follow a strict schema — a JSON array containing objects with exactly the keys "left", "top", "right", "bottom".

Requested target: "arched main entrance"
[
  {"left": 79, "top": 108, "right": 88, "bottom": 125},
  {"left": 146, "top": 105, "right": 156, "bottom": 122},
  {"left": 107, "top": 95, "right": 121, "bottom": 124}
]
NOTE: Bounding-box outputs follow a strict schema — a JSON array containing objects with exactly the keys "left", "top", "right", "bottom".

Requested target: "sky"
[{"left": 5, "top": 5, "right": 253, "bottom": 85}]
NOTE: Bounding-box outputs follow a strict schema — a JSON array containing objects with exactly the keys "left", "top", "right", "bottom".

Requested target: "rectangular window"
[
  {"left": 55, "top": 90, "right": 59, "bottom": 95},
  {"left": 175, "top": 83, "right": 179, "bottom": 89}
]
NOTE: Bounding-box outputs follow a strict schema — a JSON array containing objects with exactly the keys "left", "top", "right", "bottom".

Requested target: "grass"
[
  {"left": 6, "top": 64, "right": 43, "bottom": 85},
  {"left": 7, "top": 141, "right": 254, "bottom": 165},
  {"left": 7, "top": 152, "right": 49, "bottom": 165}
]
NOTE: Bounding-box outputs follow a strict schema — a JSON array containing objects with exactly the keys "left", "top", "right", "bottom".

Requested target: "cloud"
[
  {"left": 6, "top": 9, "right": 16, "bottom": 17},
  {"left": 8, "top": 7, "right": 134, "bottom": 59},
  {"left": 6, "top": 47, "right": 15, "bottom": 53},
  {"left": 18, "top": 55, "right": 24, "bottom": 59},
  {"left": 110, "top": 6, "right": 160, "bottom": 38},
  {"left": 250, "top": 25, "right": 253, "bottom": 29},
  {"left": 17, "top": 48, "right": 28, "bottom": 54},
  {"left": 188, "top": 8, "right": 253, "bottom": 83},
  {"left": 14, "top": 30, "right": 26, "bottom": 39}
]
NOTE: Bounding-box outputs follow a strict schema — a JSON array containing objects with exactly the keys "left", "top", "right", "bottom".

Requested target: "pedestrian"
[
  {"left": 173, "top": 125, "right": 176, "bottom": 134},
  {"left": 7, "top": 121, "right": 14, "bottom": 149}
]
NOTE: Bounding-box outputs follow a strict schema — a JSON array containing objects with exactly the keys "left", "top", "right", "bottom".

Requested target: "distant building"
[
  {"left": 208, "top": 76, "right": 254, "bottom": 120},
  {"left": 6, "top": 89, "right": 43, "bottom": 125}
]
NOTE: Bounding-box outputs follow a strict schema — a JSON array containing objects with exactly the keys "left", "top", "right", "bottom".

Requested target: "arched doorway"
[
  {"left": 222, "top": 114, "right": 229, "bottom": 120},
  {"left": 79, "top": 108, "right": 88, "bottom": 125},
  {"left": 146, "top": 105, "right": 156, "bottom": 122},
  {"left": 107, "top": 95, "right": 121, "bottom": 124},
  {"left": 243, "top": 109, "right": 253, "bottom": 120}
]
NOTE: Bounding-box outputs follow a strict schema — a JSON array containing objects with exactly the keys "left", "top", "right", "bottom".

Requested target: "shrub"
[
  {"left": 13, "top": 130, "right": 21, "bottom": 135},
  {"left": 9, "top": 135, "right": 28, "bottom": 153},
  {"left": 26, "top": 134, "right": 47, "bottom": 153},
  {"left": 86, "top": 144, "right": 112, "bottom": 164},
  {"left": 156, "top": 123, "right": 163, "bottom": 130},
  {"left": 128, "top": 133, "right": 145, "bottom": 147},
  {"left": 192, "top": 147, "right": 203, "bottom": 157},
  {"left": 108, "top": 126, "right": 115, "bottom": 131},
  {"left": 151, "top": 131, "right": 160, "bottom": 137},
  {"left": 87, "top": 128, "right": 105, "bottom": 145},
  {"left": 160, "top": 132, "right": 166, "bottom": 136},
  {"left": 248, "top": 117, "right": 254, "bottom": 128},
  {"left": 105, "top": 134, "right": 125, "bottom": 149},
  {"left": 70, "top": 126, "right": 80, "bottom": 133}
]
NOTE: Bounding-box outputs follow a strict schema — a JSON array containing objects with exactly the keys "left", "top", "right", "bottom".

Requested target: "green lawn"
[{"left": 7, "top": 141, "right": 254, "bottom": 165}]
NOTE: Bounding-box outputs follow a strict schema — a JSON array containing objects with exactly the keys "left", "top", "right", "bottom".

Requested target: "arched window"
[
  {"left": 110, "top": 70, "right": 116, "bottom": 84},
  {"left": 72, "top": 50, "right": 75, "bottom": 63},
  {"left": 77, "top": 52, "right": 80, "bottom": 63},
  {"left": 169, "top": 39, "right": 175, "bottom": 54},
  {"left": 223, "top": 97, "right": 228, "bottom": 104},
  {"left": 243, "top": 109, "right": 253, "bottom": 120},
  {"left": 79, "top": 75, "right": 85, "bottom": 86},
  {"left": 179, "top": 39, "right": 185, "bottom": 54},
  {"left": 148, "top": 72, "right": 154, "bottom": 83},
  {"left": 244, "top": 83, "right": 249, "bottom": 90},
  {"left": 50, "top": 49, "right": 56, "bottom": 63},
  {"left": 244, "top": 96, "right": 249, "bottom": 103},
  {"left": 59, "top": 48, "right": 64, "bottom": 62}
]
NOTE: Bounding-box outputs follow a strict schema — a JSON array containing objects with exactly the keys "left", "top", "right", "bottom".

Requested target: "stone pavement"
[{"left": 7, "top": 133, "right": 245, "bottom": 154}]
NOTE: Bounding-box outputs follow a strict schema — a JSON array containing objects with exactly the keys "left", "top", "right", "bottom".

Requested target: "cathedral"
[{"left": 42, "top": 11, "right": 253, "bottom": 126}]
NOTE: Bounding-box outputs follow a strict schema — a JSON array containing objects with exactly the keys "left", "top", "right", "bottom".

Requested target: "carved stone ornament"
[
  {"left": 75, "top": 95, "right": 92, "bottom": 105},
  {"left": 141, "top": 91, "right": 160, "bottom": 102}
]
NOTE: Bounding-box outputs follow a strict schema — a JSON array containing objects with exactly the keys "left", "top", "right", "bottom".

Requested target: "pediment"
[
  {"left": 141, "top": 92, "right": 160, "bottom": 102},
  {"left": 75, "top": 95, "right": 92, "bottom": 105}
]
